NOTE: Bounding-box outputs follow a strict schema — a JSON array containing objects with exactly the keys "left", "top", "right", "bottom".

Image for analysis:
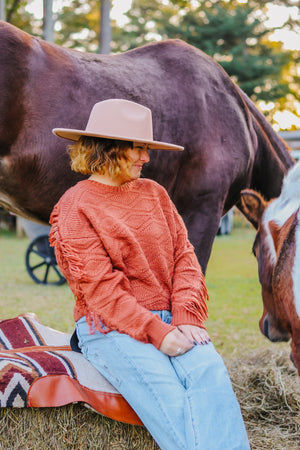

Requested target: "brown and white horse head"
[{"left": 239, "top": 162, "right": 300, "bottom": 374}]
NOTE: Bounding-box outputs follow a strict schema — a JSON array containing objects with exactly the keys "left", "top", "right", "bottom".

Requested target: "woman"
[{"left": 50, "top": 99, "right": 250, "bottom": 450}]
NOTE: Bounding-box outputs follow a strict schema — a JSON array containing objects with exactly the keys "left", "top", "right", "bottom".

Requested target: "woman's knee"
[{"left": 174, "top": 343, "right": 230, "bottom": 387}]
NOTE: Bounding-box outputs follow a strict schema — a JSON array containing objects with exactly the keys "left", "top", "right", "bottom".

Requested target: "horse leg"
[
  {"left": 175, "top": 193, "right": 225, "bottom": 274},
  {"left": 291, "top": 331, "right": 300, "bottom": 376}
]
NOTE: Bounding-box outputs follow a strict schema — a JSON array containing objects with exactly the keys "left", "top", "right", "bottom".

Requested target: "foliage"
[
  {"left": 3, "top": 0, "right": 37, "bottom": 33},
  {"left": 117, "top": 0, "right": 296, "bottom": 105},
  {"left": 55, "top": 0, "right": 101, "bottom": 51},
  {"left": 3, "top": 0, "right": 300, "bottom": 125}
]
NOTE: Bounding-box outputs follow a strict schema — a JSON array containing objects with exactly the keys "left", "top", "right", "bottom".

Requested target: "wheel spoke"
[
  {"left": 30, "top": 261, "right": 47, "bottom": 271},
  {"left": 31, "top": 248, "right": 48, "bottom": 259},
  {"left": 25, "top": 234, "right": 66, "bottom": 285},
  {"left": 42, "top": 264, "right": 50, "bottom": 284},
  {"left": 52, "top": 264, "right": 64, "bottom": 280}
]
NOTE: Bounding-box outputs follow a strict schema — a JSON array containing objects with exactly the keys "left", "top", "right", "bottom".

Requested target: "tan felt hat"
[{"left": 53, "top": 98, "right": 184, "bottom": 151}]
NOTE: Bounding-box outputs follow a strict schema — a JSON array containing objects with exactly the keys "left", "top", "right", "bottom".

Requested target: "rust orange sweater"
[{"left": 49, "top": 178, "right": 208, "bottom": 349}]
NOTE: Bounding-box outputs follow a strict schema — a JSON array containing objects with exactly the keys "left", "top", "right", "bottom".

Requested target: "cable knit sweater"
[{"left": 49, "top": 178, "right": 208, "bottom": 349}]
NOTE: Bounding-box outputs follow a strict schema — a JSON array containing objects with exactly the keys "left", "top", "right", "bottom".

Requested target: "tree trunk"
[
  {"left": 43, "top": 0, "right": 54, "bottom": 42},
  {"left": 99, "top": 0, "right": 111, "bottom": 54}
]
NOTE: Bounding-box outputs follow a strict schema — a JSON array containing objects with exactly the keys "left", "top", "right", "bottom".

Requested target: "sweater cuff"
[
  {"left": 148, "top": 319, "right": 176, "bottom": 350},
  {"left": 171, "top": 309, "right": 207, "bottom": 330}
]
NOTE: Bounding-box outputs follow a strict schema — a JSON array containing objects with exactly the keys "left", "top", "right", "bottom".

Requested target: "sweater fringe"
[
  {"left": 85, "top": 312, "right": 110, "bottom": 335},
  {"left": 49, "top": 211, "right": 86, "bottom": 282},
  {"left": 179, "top": 273, "right": 209, "bottom": 324},
  {"left": 197, "top": 272, "right": 209, "bottom": 321},
  {"left": 184, "top": 298, "right": 209, "bottom": 324}
]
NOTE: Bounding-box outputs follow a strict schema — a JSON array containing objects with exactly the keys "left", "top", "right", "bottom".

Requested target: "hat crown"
[
  {"left": 86, "top": 99, "right": 153, "bottom": 142},
  {"left": 52, "top": 98, "right": 184, "bottom": 151}
]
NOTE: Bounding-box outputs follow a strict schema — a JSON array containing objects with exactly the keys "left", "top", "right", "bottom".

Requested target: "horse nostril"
[{"left": 263, "top": 317, "right": 269, "bottom": 338}]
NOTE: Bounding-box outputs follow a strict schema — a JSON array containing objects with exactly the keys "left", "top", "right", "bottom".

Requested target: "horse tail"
[
  {"left": 238, "top": 87, "right": 294, "bottom": 167},
  {"left": 236, "top": 87, "right": 294, "bottom": 199}
]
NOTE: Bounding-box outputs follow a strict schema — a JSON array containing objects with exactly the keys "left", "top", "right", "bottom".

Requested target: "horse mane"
[
  {"left": 281, "top": 162, "right": 300, "bottom": 201},
  {"left": 265, "top": 162, "right": 300, "bottom": 226}
]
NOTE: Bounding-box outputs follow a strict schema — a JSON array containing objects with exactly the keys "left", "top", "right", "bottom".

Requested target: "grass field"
[
  {"left": 0, "top": 224, "right": 299, "bottom": 449},
  {"left": 0, "top": 224, "right": 268, "bottom": 357}
]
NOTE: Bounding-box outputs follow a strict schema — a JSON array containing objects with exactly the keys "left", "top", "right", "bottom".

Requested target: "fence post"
[
  {"left": 43, "top": 0, "right": 54, "bottom": 42},
  {"left": 0, "top": 0, "right": 6, "bottom": 21}
]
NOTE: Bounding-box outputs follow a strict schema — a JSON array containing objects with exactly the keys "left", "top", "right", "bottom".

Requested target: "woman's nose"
[{"left": 140, "top": 149, "right": 150, "bottom": 162}]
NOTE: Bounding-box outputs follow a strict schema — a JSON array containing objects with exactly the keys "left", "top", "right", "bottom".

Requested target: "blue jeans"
[{"left": 76, "top": 311, "right": 250, "bottom": 450}]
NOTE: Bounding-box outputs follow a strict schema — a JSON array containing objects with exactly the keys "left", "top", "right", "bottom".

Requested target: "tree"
[
  {"left": 118, "top": 0, "right": 295, "bottom": 105},
  {"left": 3, "top": 0, "right": 299, "bottom": 127},
  {"left": 3, "top": 0, "right": 37, "bottom": 33},
  {"left": 55, "top": 0, "right": 113, "bottom": 54}
]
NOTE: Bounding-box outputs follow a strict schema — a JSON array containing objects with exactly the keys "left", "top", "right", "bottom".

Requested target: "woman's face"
[{"left": 118, "top": 143, "right": 150, "bottom": 184}]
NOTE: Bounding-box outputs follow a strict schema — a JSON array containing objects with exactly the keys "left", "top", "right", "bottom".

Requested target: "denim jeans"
[{"left": 76, "top": 311, "right": 250, "bottom": 450}]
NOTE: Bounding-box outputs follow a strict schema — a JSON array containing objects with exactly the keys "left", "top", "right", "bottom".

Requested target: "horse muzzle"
[{"left": 261, "top": 314, "right": 291, "bottom": 342}]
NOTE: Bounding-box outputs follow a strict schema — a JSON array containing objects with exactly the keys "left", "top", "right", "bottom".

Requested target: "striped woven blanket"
[{"left": 0, "top": 313, "right": 141, "bottom": 425}]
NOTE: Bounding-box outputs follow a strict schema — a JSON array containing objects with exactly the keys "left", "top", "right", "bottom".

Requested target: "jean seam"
[
  {"left": 186, "top": 389, "right": 198, "bottom": 449},
  {"left": 110, "top": 334, "right": 187, "bottom": 450},
  {"left": 172, "top": 357, "right": 197, "bottom": 448},
  {"left": 172, "top": 354, "right": 192, "bottom": 389}
]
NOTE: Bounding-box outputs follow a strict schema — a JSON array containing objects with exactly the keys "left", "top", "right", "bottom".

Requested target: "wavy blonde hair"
[{"left": 67, "top": 136, "right": 132, "bottom": 176}]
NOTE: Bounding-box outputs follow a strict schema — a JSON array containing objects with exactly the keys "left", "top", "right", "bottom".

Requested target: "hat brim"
[{"left": 52, "top": 128, "right": 184, "bottom": 151}]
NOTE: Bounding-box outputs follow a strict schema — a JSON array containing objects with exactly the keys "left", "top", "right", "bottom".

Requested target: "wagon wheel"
[{"left": 25, "top": 234, "right": 66, "bottom": 286}]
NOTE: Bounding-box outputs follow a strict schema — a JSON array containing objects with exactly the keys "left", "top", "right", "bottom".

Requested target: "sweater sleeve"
[
  {"left": 168, "top": 201, "right": 209, "bottom": 329},
  {"left": 50, "top": 206, "right": 175, "bottom": 349}
]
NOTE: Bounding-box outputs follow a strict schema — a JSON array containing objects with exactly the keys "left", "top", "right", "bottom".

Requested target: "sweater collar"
[{"left": 81, "top": 178, "right": 140, "bottom": 193}]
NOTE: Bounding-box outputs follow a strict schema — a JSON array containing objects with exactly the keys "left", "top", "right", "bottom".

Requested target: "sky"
[{"left": 266, "top": 3, "right": 300, "bottom": 51}]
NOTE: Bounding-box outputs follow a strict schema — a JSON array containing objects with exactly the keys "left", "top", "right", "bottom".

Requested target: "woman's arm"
[
  {"left": 166, "top": 200, "right": 209, "bottom": 329},
  {"left": 51, "top": 220, "right": 175, "bottom": 350}
]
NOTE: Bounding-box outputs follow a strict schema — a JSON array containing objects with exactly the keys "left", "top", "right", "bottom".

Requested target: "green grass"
[
  {"left": 205, "top": 227, "right": 275, "bottom": 356},
  {"left": 0, "top": 225, "right": 284, "bottom": 357},
  {"left": 0, "top": 230, "right": 74, "bottom": 332}
]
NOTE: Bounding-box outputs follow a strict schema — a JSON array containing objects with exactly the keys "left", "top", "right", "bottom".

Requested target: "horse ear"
[{"left": 238, "top": 189, "right": 266, "bottom": 230}]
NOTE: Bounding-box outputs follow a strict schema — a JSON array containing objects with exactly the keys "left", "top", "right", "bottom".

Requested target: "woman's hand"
[
  {"left": 159, "top": 328, "right": 194, "bottom": 356},
  {"left": 177, "top": 324, "right": 210, "bottom": 345}
]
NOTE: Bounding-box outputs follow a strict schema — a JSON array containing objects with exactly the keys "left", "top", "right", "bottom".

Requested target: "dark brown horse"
[
  {"left": 239, "top": 162, "right": 300, "bottom": 375},
  {"left": 0, "top": 21, "right": 294, "bottom": 273}
]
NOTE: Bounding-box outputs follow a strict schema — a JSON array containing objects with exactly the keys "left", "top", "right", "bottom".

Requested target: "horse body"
[
  {"left": 0, "top": 21, "right": 294, "bottom": 272},
  {"left": 240, "top": 163, "right": 300, "bottom": 375}
]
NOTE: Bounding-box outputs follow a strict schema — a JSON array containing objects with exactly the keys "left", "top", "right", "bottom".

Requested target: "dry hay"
[
  {"left": 0, "top": 347, "right": 300, "bottom": 449},
  {"left": 0, "top": 405, "right": 159, "bottom": 450},
  {"left": 225, "top": 346, "right": 300, "bottom": 450}
]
